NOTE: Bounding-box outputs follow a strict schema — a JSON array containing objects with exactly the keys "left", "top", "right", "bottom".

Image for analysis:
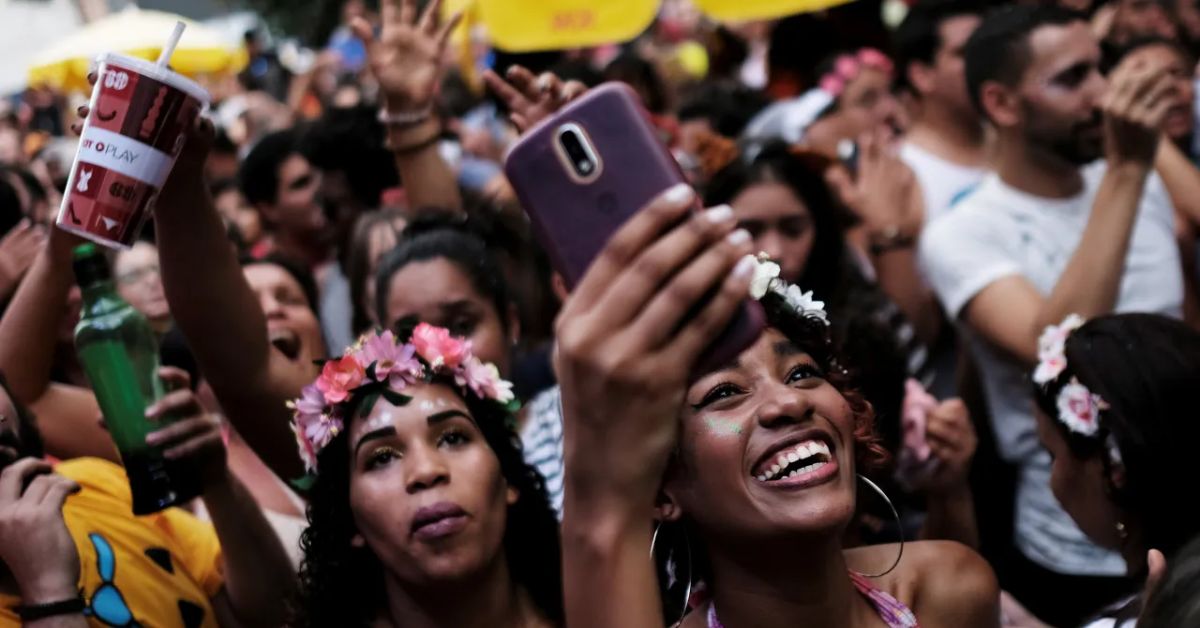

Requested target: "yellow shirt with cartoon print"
[{"left": 0, "top": 457, "right": 223, "bottom": 627}]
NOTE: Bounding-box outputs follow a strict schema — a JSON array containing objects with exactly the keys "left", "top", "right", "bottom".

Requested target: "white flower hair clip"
[
  {"left": 1033, "top": 314, "right": 1111, "bottom": 438},
  {"left": 745, "top": 254, "right": 829, "bottom": 326},
  {"left": 1033, "top": 313, "right": 1085, "bottom": 385},
  {"left": 1056, "top": 377, "right": 1108, "bottom": 436}
]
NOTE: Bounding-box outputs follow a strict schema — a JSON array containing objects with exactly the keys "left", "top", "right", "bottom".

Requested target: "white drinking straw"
[{"left": 156, "top": 21, "right": 186, "bottom": 68}]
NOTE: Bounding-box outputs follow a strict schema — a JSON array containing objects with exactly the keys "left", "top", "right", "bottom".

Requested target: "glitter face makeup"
[{"left": 704, "top": 417, "right": 744, "bottom": 436}]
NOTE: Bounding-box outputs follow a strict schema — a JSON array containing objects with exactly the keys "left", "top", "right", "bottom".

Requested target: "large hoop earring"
[
  {"left": 651, "top": 521, "right": 693, "bottom": 627},
  {"left": 856, "top": 473, "right": 904, "bottom": 578}
]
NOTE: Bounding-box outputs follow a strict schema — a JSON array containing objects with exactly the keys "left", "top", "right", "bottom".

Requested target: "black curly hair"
[
  {"left": 293, "top": 340, "right": 563, "bottom": 627},
  {"left": 1032, "top": 313, "right": 1200, "bottom": 572},
  {"left": 653, "top": 289, "right": 887, "bottom": 622}
]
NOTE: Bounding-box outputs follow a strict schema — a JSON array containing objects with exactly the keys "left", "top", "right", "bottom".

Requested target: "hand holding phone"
[
  {"left": 553, "top": 182, "right": 757, "bottom": 501},
  {"left": 504, "top": 83, "right": 764, "bottom": 375}
]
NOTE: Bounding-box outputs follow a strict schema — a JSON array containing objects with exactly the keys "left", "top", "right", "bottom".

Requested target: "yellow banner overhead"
[
  {"left": 477, "top": 0, "right": 660, "bottom": 52},
  {"left": 693, "top": 0, "right": 854, "bottom": 22}
]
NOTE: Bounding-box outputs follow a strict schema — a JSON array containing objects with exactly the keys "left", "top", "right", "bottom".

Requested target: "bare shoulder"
[{"left": 906, "top": 541, "right": 1000, "bottom": 628}]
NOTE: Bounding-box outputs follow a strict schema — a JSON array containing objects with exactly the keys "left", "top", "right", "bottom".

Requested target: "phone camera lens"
[{"left": 558, "top": 127, "right": 597, "bottom": 177}]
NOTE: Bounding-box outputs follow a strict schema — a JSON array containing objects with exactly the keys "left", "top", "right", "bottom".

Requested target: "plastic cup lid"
[{"left": 98, "top": 52, "right": 210, "bottom": 106}]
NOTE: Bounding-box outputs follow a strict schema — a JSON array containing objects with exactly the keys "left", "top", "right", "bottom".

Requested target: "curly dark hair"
[
  {"left": 759, "top": 290, "right": 889, "bottom": 473},
  {"left": 293, "top": 369, "right": 563, "bottom": 627},
  {"left": 1033, "top": 313, "right": 1200, "bottom": 572}
]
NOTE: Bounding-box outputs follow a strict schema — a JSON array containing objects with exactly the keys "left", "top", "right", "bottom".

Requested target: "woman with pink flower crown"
[
  {"left": 290, "top": 319, "right": 562, "bottom": 628},
  {"left": 1027, "top": 312, "right": 1200, "bottom": 627}
]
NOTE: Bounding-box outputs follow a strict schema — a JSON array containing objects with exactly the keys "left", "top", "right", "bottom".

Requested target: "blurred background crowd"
[{"left": 2, "top": 0, "right": 1200, "bottom": 625}]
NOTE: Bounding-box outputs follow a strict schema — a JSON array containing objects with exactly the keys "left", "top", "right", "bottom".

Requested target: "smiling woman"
[
  {"left": 553, "top": 185, "right": 1000, "bottom": 628},
  {"left": 293, "top": 323, "right": 561, "bottom": 628}
]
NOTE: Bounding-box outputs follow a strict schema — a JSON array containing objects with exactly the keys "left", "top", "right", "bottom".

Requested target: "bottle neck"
[{"left": 80, "top": 279, "right": 119, "bottom": 308}]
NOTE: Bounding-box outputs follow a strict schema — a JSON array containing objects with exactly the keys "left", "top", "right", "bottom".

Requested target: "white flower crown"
[{"left": 746, "top": 254, "right": 829, "bottom": 326}]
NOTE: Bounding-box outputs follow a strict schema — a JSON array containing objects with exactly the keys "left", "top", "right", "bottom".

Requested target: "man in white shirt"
[
  {"left": 895, "top": 0, "right": 988, "bottom": 224},
  {"left": 919, "top": 5, "right": 1183, "bottom": 626}
]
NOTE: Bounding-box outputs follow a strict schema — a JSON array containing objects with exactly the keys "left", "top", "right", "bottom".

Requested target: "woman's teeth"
[{"left": 756, "top": 440, "right": 831, "bottom": 482}]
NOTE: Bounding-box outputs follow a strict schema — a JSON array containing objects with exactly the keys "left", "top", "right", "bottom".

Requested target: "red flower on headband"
[
  {"left": 316, "top": 355, "right": 365, "bottom": 404},
  {"left": 412, "top": 322, "right": 469, "bottom": 370}
]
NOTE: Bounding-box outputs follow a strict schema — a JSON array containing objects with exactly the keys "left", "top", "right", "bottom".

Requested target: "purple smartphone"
[{"left": 504, "top": 82, "right": 763, "bottom": 377}]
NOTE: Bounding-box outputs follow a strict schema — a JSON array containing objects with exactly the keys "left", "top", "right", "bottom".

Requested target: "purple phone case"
[{"left": 504, "top": 82, "right": 763, "bottom": 377}]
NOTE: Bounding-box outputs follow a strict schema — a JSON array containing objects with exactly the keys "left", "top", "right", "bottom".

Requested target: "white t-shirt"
[
  {"left": 900, "top": 141, "right": 986, "bottom": 224},
  {"left": 919, "top": 161, "right": 1183, "bottom": 576}
]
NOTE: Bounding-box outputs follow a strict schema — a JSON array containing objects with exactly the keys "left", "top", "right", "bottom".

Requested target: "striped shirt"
[{"left": 520, "top": 386, "right": 565, "bottom": 519}]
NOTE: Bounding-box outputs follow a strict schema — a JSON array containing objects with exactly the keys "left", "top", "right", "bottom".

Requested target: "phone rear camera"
[{"left": 558, "top": 127, "right": 597, "bottom": 178}]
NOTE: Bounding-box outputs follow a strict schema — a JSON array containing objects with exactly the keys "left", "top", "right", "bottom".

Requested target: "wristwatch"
[{"left": 868, "top": 224, "right": 916, "bottom": 256}]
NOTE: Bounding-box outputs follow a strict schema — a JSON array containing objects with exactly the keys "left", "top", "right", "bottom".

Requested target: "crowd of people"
[{"left": 1, "top": 0, "right": 1199, "bottom": 624}]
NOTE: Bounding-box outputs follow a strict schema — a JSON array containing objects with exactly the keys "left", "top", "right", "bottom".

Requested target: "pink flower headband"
[
  {"left": 1033, "top": 314, "right": 1109, "bottom": 437},
  {"left": 819, "top": 48, "right": 894, "bottom": 99},
  {"left": 289, "top": 322, "right": 516, "bottom": 473}
]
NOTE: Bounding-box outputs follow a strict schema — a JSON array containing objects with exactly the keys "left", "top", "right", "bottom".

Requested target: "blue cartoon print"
[{"left": 82, "top": 533, "right": 139, "bottom": 627}]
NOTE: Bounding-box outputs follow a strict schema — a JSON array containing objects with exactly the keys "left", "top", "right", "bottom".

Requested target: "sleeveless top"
[{"left": 705, "top": 571, "right": 920, "bottom": 628}]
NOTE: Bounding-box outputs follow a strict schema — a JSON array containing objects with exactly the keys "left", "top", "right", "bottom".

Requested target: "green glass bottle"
[{"left": 73, "top": 243, "right": 200, "bottom": 514}]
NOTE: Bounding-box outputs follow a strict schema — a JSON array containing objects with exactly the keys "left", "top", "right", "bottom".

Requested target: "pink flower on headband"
[
  {"left": 1057, "top": 378, "right": 1105, "bottom": 436},
  {"left": 290, "top": 384, "right": 326, "bottom": 421},
  {"left": 456, "top": 356, "right": 515, "bottom": 405},
  {"left": 834, "top": 55, "right": 860, "bottom": 79},
  {"left": 316, "top": 356, "right": 365, "bottom": 404},
  {"left": 820, "top": 75, "right": 846, "bottom": 97},
  {"left": 412, "top": 322, "right": 470, "bottom": 370},
  {"left": 293, "top": 422, "right": 319, "bottom": 471},
  {"left": 358, "top": 330, "right": 422, "bottom": 385},
  {"left": 1034, "top": 314, "right": 1085, "bottom": 385},
  {"left": 289, "top": 383, "right": 343, "bottom": 472},
  {"left": 857, "top": 48, "right": 894, "bottom": 73},
  {"left": 290, "top": 326, "right": 519, "bottom": 475}
]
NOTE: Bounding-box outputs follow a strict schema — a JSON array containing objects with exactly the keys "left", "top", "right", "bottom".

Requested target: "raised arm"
[
  {"left": 960, "top": 61, "right": 1174, "bottom": 364},
  {"left": 557, "top": 184, "right": 755, "bottom": 628},
  {"left": 144, "top": 369, "right": 295, "bottom": 626},
  {"left": 1154, "top": 134, "right": 1200, "bottom": 226},
  {"left": 352, "top": 0, "right": 463, "bottom": 213},
  {"left": 852, "top": 128, "right": 942, "bottom": 346},
  {"left": 153, "top": 118, "right": 309, "bottom": 480},
  {"left": 0, "top": 220, "right": 47, "bottom": 302},
  {"left": 0, "top": 225, "right": 113, "bottom": 461}
]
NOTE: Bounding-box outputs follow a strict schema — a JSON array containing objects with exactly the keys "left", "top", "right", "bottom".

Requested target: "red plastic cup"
[{"left": 56, "top": 53, "right": 209, "bottom": 249}]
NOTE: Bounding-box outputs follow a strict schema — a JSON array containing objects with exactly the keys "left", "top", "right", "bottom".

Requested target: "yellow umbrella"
[
  {"left": 27, "top": 7, "right": 248, "bottom": 92},
  {"left": 693, "top": 0, "right": 854, "bottom": 22}
]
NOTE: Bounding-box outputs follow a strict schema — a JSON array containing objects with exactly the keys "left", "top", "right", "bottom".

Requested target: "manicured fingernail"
[
  {"left": 704, "top": 204, "right": 733, "bottom": 223},
  {"left": 663, "top": 183, "right": 694, "bottom": 204},
  {"left": 727, "top": 228, "right": 750, "bottom": 245},
  {"left": 732, "top": 254, "right": 756, "bottom": 279},
  {"left": 145, "top": 433, "right": 160, "bottom": 446}
]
